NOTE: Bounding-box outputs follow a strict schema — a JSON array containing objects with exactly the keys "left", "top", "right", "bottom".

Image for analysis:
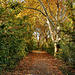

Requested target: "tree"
[
  {"left": 24, "top": 0, "right": 67, "bottom": 56},
  {"left": 35, "top": 22, "right": 49, "bottom": 50}
]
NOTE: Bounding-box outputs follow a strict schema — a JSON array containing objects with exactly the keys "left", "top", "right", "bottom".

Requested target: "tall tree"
[{"left": 24, "top": 0, "right": 67, "bottom": 56}]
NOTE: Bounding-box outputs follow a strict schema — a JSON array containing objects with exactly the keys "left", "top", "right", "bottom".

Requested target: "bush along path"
[{"left": 3, "top": 51, "right": 70, "bottom": 75}]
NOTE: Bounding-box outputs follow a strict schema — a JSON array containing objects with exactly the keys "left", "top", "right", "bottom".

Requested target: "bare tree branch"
[
  {"left": 60, "top": 7, "right": 63, "bottom": 20},
  {"left": 24, "top": 7, "right": 46, "bottom": 17},
  {"left": 62, "top": 9, "right": 66, "bottom": 19},
  {"left": 38, "top": 0, "right": 57, "bottom": 31},
  {"left": 61, "top": 17, "right": 67, "bottom": 23},
  {"left": 56, "top": 0, "right": 59, "bottom": 21},
  {"left": 46, "top": 0, "right": 57, "bottom": 21}
]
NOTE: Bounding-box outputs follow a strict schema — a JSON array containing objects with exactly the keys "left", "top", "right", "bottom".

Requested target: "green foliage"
[
  {"left": 56, "top": 8, "right": 75, "bottom": 68},
  {"left": 0, "top": 1, "right": 34, "bottom": 74},
  {"left": 57, "top": 35, "right": 75, "bottom": 68},
  {"left": 68, "top": 42, "right": 75, "bottom": 68},
  {"left": 0, "top": 33, "right": 26, "bottom": 71},
  {"left": 60, "top": 67, "right": 74, "bottom": 75},
  {"left": 25, "top": 39, "right": 35, "bottom": 52},
  {"left": 46, "top": 41, "right": 54, "bottom": 55},
  {"left": 58, "top": 41, "right": 69, "bottom": 62}
]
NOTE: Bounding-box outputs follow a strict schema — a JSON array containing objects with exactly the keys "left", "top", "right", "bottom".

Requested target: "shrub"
[
  {"left": 46, "top": 42, "right": 54, "bottom": 55},
  {"left": 0, "top": 31, "right": 27, "bottom": 74}
]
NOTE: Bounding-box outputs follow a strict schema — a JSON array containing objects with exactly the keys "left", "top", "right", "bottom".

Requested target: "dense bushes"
[
  {"left": 25, "top": 39, "right": 36, "bottom": 52},
  {"left": 0, "top": 1, "right": 34, "bottom": 74},
  {"left": 57, "top": 27, "right": 75, "bottom": 68},
  {"left": 0, "top": 32, "right": 26, "bottom": 73},
  {"left": 0, "top": 29, "right": 35, "bottom": 74},
  {"left": 58, "top": 41, "right": 75, "bottom": 68},
  {"left": 45, "top": 41, "right": 54, "bottom": 55},
  {"left": 0, "top": 22, "right": 31, "bottom": 74}
]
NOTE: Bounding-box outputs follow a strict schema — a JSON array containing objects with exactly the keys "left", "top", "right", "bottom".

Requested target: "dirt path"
[{"left": 6, "top": 50, "right": 65, "bottom": 75}]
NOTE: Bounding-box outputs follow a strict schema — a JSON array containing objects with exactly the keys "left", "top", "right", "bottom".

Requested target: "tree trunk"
[
  {"left": 37, "top": 42, "right": 39, "bottom": 50},
  {"left": 54, "top": 42, "right": 58, "bottom": 57},
  {"left": 47, "top": 19, "right": 54, "bottom": 42},
  {"left": 37, "top": 35, "right": 40, "bottom": 50},
  {"left": 41, "top": 44, "right": 44, "bottom": 51}
]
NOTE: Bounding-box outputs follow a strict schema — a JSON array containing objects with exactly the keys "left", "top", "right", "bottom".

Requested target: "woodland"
[{"left": 0, "top": 0, "right": 75, "bottom": 74}]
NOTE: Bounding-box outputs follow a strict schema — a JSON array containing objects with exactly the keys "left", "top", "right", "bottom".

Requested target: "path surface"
[{"left": 6, "top": 50, "right": 64, "bottom": 75}]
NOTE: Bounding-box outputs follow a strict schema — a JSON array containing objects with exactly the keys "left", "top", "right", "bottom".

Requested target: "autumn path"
[{"left": 6, "top": 50, "right": 64, "bottom": 75}]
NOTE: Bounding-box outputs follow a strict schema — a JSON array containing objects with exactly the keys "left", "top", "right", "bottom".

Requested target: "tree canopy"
[{"left": 0, "top": 0, "right": 75, "bottom": 74}]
